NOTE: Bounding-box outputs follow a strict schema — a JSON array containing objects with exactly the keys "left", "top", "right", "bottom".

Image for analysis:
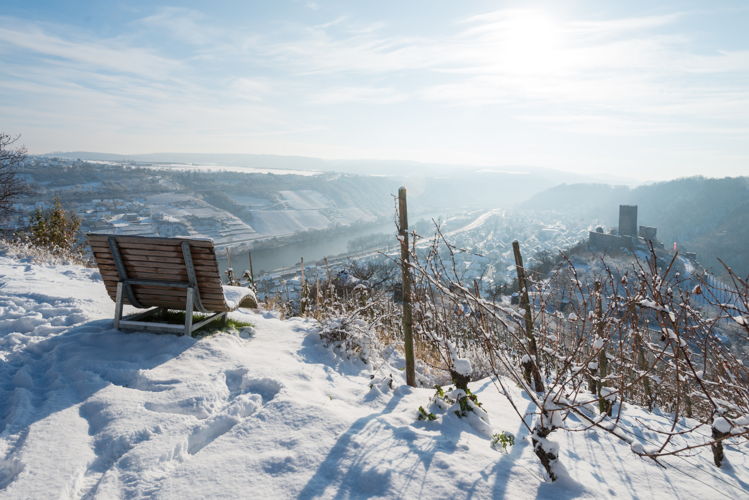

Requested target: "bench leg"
[
  {"left": 114, "top": 282, "right": 124, "bottom": 330},
  {"left": 184, "top": 287, "right": 194, "bottom": 336}
]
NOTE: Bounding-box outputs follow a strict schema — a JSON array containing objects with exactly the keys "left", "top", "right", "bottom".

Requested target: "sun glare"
[{"left": 497, "top": 11, "right": 563, "bottom": 75}]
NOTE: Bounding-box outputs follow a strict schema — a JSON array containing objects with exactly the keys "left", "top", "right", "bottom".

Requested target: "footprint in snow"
[
  {"left": 74, "top": 371, "right": 284, "bottom": 498},
  {"left": 183, "top": 371, "right": 283, "bottom": 455}
]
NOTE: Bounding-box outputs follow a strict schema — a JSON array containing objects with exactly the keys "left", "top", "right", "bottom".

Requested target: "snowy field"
[{"left": 1, "top": 252, "right": 748, "bottom": 499}]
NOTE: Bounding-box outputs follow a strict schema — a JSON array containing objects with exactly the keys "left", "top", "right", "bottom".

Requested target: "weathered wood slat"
[
  {"left": 99, "top": 271, "right": 221, "bottom": 289},
  {"left": 107, "top": 295, "right": 226, "bottom": 309},
  {"left": 95, "top": 261, "right": 218, "bottom": 273},
  {"left": 118, "top": 297, "right": 182, "bottom": 307},
  {"left": 197, "top": 299, "right": 229, "bottom": 306},
  {"left": 124, "top": 291, "right": 228, "bottom": 304},
  {"left": 93, "top": 247, "right": 207, "bottom": 259},
  {"left": 98, "top": 268, "right": 187, "bottom": 281},
  {"left": 104, "top": 284, "right": 226, "bottom": 300},
  {"left": 94, "top": 252, "right": 190, "bottom": 265},
  {"left": 89, "top": 240, "right": 214, "bottom": 252},
  {"left": 90, "top": 244, "right": 214, "bottom": 258},
  {"left": 100, "top": 281, "right": 225, "bottom": 299},
  {"left": 130, "top": 293, "right": 226, "bottom": 304},
  {"left": 87, "top": 233, "right": 214, "bottom": 248},
  {"left": 96, "top": 258, "right": 222, "bottom": 274},
  {"left": 99, "top": 268, "right": 189, "bottom": 281},
  {"left": 102, "top": 278, "right": 204, "bottom": 291},
  {"left": 127, "top": 297, "right": 228, "bottom": 311},
  {"left": 120, "top": 255, "right": 217, "bottom": 269},
  {"left": 113, "top": 295, "right": 229, "bottom": 312},
  {"left": 100, "top": 272, "right": 223, "bottom": 291},
  {"left": 122, "top": 299, "right": 204, "bottom": 310}
]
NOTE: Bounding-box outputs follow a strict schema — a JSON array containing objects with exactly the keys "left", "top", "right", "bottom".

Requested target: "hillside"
[
  {"left": 522, "top": 177, "right": 749, "bottom": 277},
  {"left": 36, "top": 153, "right": 632, "bottom": 211},
  {"left": 1, "top": 250, "right": 748, "bottom": 498},
  {"left": 8, "top": 157, "right": 397, "bottom": 252}
]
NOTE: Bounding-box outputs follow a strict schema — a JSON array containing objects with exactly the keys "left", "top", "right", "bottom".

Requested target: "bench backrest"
[{"left": 88, "top": 233, "right": 231, "bottom": 312}]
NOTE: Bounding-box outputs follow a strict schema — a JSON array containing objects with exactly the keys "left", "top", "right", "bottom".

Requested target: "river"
[{"left": 216, "top": 220, "right": 398, "bottom": 277}]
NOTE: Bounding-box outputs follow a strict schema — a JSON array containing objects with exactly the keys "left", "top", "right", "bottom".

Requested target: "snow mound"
[{"left": 221, "top": 285, "right": 258, "bottom": 309}]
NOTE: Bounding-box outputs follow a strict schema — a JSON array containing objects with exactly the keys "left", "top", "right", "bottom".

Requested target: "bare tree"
[{"left": 0, "top": 133, "right": 29, "bottom": 220}]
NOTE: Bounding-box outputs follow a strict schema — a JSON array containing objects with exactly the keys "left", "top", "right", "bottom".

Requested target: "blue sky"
[{"left": 1, "top": 0, "right": 748, "bottom": 180}]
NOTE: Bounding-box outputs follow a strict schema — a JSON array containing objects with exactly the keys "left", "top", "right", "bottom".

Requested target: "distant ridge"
[
  {"left": 523, "top": 176, "right": 749, "bottom": 277},
  {"left": 40, "top": 151, "right": 635, "bottom": 184}
]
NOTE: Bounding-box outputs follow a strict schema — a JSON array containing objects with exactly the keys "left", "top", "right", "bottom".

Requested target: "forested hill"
[{"left": 522, "top": 176, "right": 749, "bottom": 277}]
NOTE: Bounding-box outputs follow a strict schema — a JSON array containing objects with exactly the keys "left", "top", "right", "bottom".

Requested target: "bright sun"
[{"left": 497, "top": 11, "right": 563, "bottom": 75}]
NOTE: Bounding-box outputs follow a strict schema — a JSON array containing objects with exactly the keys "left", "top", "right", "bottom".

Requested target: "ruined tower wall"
[{"left": 618, "top": 205, "right": 638, "bottom": 237}]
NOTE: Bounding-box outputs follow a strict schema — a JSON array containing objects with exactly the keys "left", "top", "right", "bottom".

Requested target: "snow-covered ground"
[{"left": 1, "top": 252, "right": 748, "bottom": 499}]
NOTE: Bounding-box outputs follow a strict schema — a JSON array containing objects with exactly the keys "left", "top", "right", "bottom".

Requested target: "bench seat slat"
[
  {"left": 95, "top": 261, "right": 219, "bottom": 273},
  {"left": 91, "top": 246, "right": 215, "bottom": 259},
  {"left": 89, "top": 243, "right": 214, "bottom": 255},
  {"left": 94, "top": 252, "right": 193, "bottom": 265},
  {"left": 100, "top": 276, "right": 225, "bottom": 296},
  {"left": 98, "top": 268, "right": 221, "bottom": 283},
  {"left": 98, "top": 268, "right": 224, "bottom": 285},
  {"left": 88, "top": 233, "right": 214, "bottom": 248},
  {"left": 104, "top": 284, "right": 227, "bottom": 300},
  {"left": 116, "top": 299, "right": 231, "bottom": 312}
]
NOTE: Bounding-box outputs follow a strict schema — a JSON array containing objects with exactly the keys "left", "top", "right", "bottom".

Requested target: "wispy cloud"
[
  {"left": 1, "top": 3, "right": 747, "bottom": 178},
  {"left": 245, "top": 8, "right": 748, "bottom": 136},
  {"left": 311, "top": 86, "right": 407, "bottom": 104},
  {"left": 564, "top": 13, "right": 684, "bottom": 39},
  {"left": 0, "top": 17, "right": 179, "bottom": 78},
  {"left": 229, "top": 77, "right": 276, "bottom": 102},
  {"left": 138, "top": 7, "right": 216, "bottom": 46}
]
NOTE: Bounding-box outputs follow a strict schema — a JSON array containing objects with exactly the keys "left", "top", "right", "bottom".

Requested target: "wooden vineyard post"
[
  {"left": 300, "top": 257, "right": 307, "bottom": 315},
  {"left": 631, "top": 301, "right": 652, "bottom": 409},
  {"left": 315, "top": 275, "right": 321, "bottom": 309},
  {"left": 512, "top": 240, "right": 545, "bottom": 393},
  {"left": 225, "top": 247, "right": 235, "bottom": 285},
  {"left": 323, "top": 257, "right": 332, "bottom": 305},
  {"left": 248, "top": 250, "right": 255, "bottom": 285},
  {"left": 398, "top": 187, "right": 416, "bottom": 387},
  {"left": 594, "top": 280, "right": 612, "bottom": 415}
]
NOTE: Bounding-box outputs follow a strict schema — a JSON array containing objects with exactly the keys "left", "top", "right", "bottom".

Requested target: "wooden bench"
[{"left": 88, "top": 233, "right": 257, "bottom": 336}]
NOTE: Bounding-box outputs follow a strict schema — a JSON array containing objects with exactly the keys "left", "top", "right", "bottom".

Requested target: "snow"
[
  {"left": 278, "top": 190, "right": 330, "bottom": 210},
  {"left": 663, "top": 327, "right": 688, "bottom": 348},
  {"left": 221, "top": 285, "right": 257, "bottom": 309},
  {"left": 449, "top": 343, "right": 473, "bottom": 377},
  {"left": 713, "top": 417, "right": 732, "bottom": 434},
  {"left": 2, "top": 252, "right": 749, "bottom": 499},
  {"left": 639, "top": 298, "right": 663, "bottom": 311}
]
